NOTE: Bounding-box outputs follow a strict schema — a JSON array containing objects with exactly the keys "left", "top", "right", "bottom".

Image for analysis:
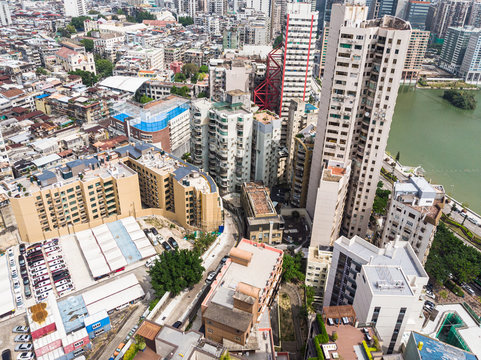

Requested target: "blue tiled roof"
[
  {"left": 412, "top": 332, "right": 477, "bottom": 360},
  {"left": 37, "top": 170, "right": 56, "bottom": 182},
  {"left": 35, "top": 93, "right": 50, "bottom": 99}
]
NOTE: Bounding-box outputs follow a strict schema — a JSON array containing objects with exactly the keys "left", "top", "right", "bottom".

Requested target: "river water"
[{"left": 387, "top": 86, "right": 481, "bottom": 214}]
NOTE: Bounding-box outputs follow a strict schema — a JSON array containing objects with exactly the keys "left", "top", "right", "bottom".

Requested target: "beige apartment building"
[
  {"left": 307, "top": 3, "right": 411, "bottom": 239},
  {"left": 403, "top": 29, "right": 429, "bottom": 80},
  {"left": 5, "top": 157, "right": 141, "bottom": 243},
  {"left": 6, "top": 143, "right": 223, "bottom": 242},
  {"left": 119, "top": 144, "right": 223, "bottom": 232},
  {"left": 240, "top": 182, "right": 283, "bottom": 244}
]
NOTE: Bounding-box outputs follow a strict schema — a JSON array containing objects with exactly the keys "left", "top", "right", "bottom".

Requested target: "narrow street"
[{"left": 280, "top": 283, "right": 305, "bottom": 360}]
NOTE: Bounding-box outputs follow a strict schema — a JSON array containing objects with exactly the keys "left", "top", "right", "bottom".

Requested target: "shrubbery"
[
  {"left": 443, "top": 89, "right": 477, "bottom": 110},
  {"left": 316, "top": 314, "right": 329, "bottom": 344},
  {"left": 445, "top": 279, "right": 465, "bottom": 297}
]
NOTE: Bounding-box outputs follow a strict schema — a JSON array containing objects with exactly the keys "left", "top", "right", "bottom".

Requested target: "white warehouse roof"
[{"left": 0, "top": 255, "right": 15, "bottom": 316}]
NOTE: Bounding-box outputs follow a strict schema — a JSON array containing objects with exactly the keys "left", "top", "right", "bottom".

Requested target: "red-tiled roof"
[
  {"left": 55, "top": 47, "right": 77, "bottom": 59},
  {"left": 1, "top": 88, "right": 23, "bottom": 98}
]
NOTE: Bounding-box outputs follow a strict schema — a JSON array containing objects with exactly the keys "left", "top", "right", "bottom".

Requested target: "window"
[
  {"left": 371, "top": 306, "right": 381, "bottom": 324},
  {"left": 92, "top": 322, "right": 101, "bottom": 330}
]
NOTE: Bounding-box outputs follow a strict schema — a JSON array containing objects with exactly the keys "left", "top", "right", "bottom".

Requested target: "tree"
[
  {"left": 174, "top": 72, "right": 186, "bottom": 83},
  {"left": 80, "top": 39, "right": 94, "bottom": 52},
  {"left": 171, "top": 85, "right": 191, "bottom": 98},
  {"left": 131, "top": 10, "right": 155, "bottom": 23},
  {"left": 425, "top": 223, "right": 481, "bottom": 284},
  {"left": 178, "top": 16, "right": 194, "bottom": 27},
  {"left": 88, "top": 10, "right": 100, "bottom": 14},
  {"left": 273, "top": 35, "right": 283, "bottom": 48},
  {"left": 443, "top": 89, "right": 477, "bottom": 110},
  {"left": 117, "top": 8, "right": 124, "bottom": 15},
  {"left": 199, "top": 65, "right": 209, "bottom": 73},
  {"left": 182, "top": 152, "right": 192, "bottom": 163},
  {"left": 95, "top": 58, "right": 113, "bottom": 78},
  {"left": 192, "top": 232, "right": 217, "bottom": 253},
  {"left": 36, "top": 67, "right": 48, "bottom": 76},
  {"left": 372, "top": 188, "right": 391, "bottom": 215},
  {"left": 57, "top": 28, "right": 72, "bottom": 38},
  {"left": 148, "top": 249, "right": 204, "bottom": 297},
  {"left": 68, "top": 70, "right": 99, "bottom": 87},
  {"left": 191, "top": 72, "right": 199, "bottom": 84},
  {"left": 139, "top": 95, "right": 153, "bottom": 104},
  {"left": 197, "top": 91, "right": 207, "bottom": 98},
  {"left": 282, "top": 253, "right": 305, "bottom": 283},
  {"left": 70, "top": 16, "right": 90, "bottom": 31},
  {"left": 182, "top": 63, "right": 199, "bottom": 78},
  {"left": 66, "top": 24, "right": 77, "bottom": 34}
]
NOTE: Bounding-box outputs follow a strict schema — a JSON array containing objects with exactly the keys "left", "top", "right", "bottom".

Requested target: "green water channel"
[{"left": 387, "top": 86, "right": 481, "bottom": 214}]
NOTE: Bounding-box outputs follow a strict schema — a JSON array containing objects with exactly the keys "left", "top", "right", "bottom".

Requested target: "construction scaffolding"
[{"left": 253, "top": 44, "right": 283, "bottom": 114}]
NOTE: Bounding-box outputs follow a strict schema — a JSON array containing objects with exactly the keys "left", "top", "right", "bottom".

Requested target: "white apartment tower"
[
  {"left": 278, "top": 3, "right": 318, "bottom": 146},
  {"left": 207, "top": 91, "right": 254, "bottom": 194},
  {"left": 325, "top": 235, "right": 428, "bottom": 353},
  {"left": 64, "top": 0, "right": 87, "bottom": 17},
  {"left": 307, "top": 3, "right": 411, "bottom": 241},
  {"left": 0, "top": 2, "right": 12, "bottom": 26},
  {"left": 251, "top": 111, "right": 281, "bottom": 188},
  {"left": 380, "top": 177, "right": 445, "bottom": 264},
  {"left": 190, "top": 99, "right": 212, "bottom": 171}
]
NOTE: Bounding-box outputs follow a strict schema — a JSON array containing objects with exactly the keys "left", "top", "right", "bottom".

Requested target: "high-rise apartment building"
[
  {"left": 428, "top": 0, "right": 471, "bottom": 41},
  {"left": 285, "top": 99, "right": 318, "bottom": 183},
  {"left": 324, "top": 236, "right": 428, "bottom": 353},
  {"left": 122, "top": 145, "right": 223, "bottom": 232},
  {"left": 247, "top": 0, "right": 271, "bottom": 15},
  {"left": 0, "top": 1, "right": 12, "bottom": 26},
  {"left": 403, "top": 29, "right": 430, "bottom": 79},
  {"left": 380, "top": 177, "right": 445, "bottom": 264},
  {"left": 207, "top": 91, "right": 254, "bottom": 194},
  {"left": 5, "top": 157, "right": 141, "bottom": 242},
  {"left": 278, "top": 3, "right": 318, "bottom": 144},
  {"left": 439, "top": 26, "right": 479, "bottom": 75},
  {"left": 404, "top": 0, "right": 431, "bottom": 30},
  {"left": 64, "top": 0, "right": 87, "bottom": 17},
  {"left": 254, "top": 2, "right": 318, "bottom": 151},
  {"left": 307, "top": 3, "right": 411, "bottom": 240},
  {"left": 190, "top": 99, "right": 212, "bottom": 171},
  {"left": 460, "top": 28, "right": 481, "bottom": 82},
  {"left": 290, "top": 124, "right": 316, "bottom": 208},
  {"left": 251, "top": 111, "right": 281, "bottom": 188}
]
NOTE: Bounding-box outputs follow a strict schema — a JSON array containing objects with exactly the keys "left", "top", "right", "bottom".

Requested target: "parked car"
[
  {"left": 365, "top": 332, "right": 372, "bottom": 342},
  {"left": 22, "top": 277, "right": 29, "bottom": 286},
  {"left": 206, "top": 271, "right": 216, "bottom": 284},
  {"left": 143, "top": 229, "right": 150, "bottom": 236},
  {"left": 1, "top": 349, "right": 11, "bottom": 360},
  {"left": 49, "top": 264, "right": 66, "bottom": 272},
  {"left": 24, "top": 285, "right": 31, "bottom": 298},
  {"left": 14, "top": 335, "right": 31, "bottom": 342},
  {"left": 113, "top": 343, "right": 125, "bottom": 357},
  {"left": 19, "top": 244, "right": 26, "bottom": 254},
  {"left": 13, "top": 326, "right": 29, "bottom": 334},
  {"left": 168, "top": 237, "right": 179, "bottom": 249},
  {"left": 7, "top": 248, "right": 14, "bottom": 257},
  {"left": 425, "top": 300, "right": 435, "bottom": 308},
  {"left": 173, "top": 321, "right": 182, "bottom": 329},
  {"left": 14, "top": 344, "right": 32, "bottom": 352},
  {"left": 425, "top": 290, "right": 436, "bottom": 300},
  {"left": 220, "top": 255, "right": 229, "bottom": 264},
  {"left": 161, "top": 242, "right": 172, "bottom": 252},
  {"left": 151, "top": 228, "right": 158, "bottom": 235},
  {"left": 11, "top": 269, "right": 18, "bottom": 279},
  {"left": 16, "top": 352, "right": 34, "bottom": 360},
  {"left": 17, "top": 255, "right": 25, "bottom": 266}
]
